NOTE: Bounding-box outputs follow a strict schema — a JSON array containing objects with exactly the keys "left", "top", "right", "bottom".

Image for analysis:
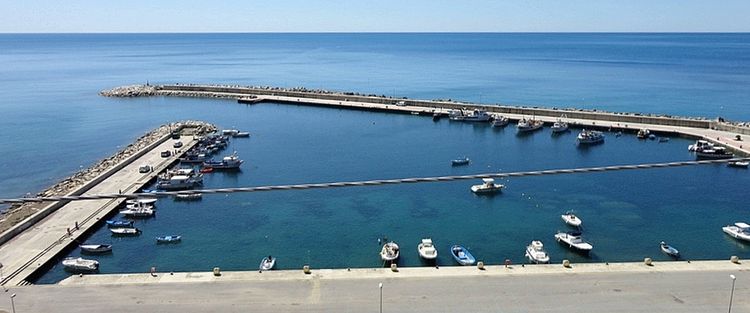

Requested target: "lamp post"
[
  {"left": 729, "top": 275, "right": 737, "bottom": 313},
  {"left": 379, "top": 282, "right": 383, "bottom": 313},
  {"left": 10, "top": 293, "right": 16, "bottom": 313}
]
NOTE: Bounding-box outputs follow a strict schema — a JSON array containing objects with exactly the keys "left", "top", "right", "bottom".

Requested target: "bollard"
[
  {"left": 562, "top": 259, "right": 571, "bottom": 268},
  {"left": 213, "top": 267, "right": 221, "bottom": 276},
  {"left": 644, "top": 258, "right": 653, "bottom": 266},
  {"left": 731, "top": 256, "right": 741, "bottom": 264},
  {"left": 390, "top": 263, "right": 398, "bottom": 272},
  {"left": 477, "top": 261, "right": 485, "bottom": 270},
  {"left": 303, "top": 265, "right": 311, "bottom": 274}
]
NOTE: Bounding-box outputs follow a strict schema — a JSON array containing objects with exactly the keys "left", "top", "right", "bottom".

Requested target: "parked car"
[
  {"left": 138, "top": 164, "right": 152, "bottom": 173},
  {"left": 160, "top": 150, "right": 172, "bottom": 158},
  {"left": 173, "top": 141, "right": 183, "bottom": 148}
]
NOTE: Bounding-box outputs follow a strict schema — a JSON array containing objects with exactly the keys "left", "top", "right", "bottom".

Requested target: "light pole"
[
  {"left": 10, "top": 293, "right": 16, "bottom": 313},
  {"left": 379, "top": 282, "right": 383, "bottom": 313},
  {"left": 729, "top": 275, "right": 737, "bottom": 313}
]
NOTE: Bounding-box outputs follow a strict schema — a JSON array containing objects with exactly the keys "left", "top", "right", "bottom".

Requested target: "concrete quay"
[{"left": 0, "top": 124, "right": 209, "bottom": 287}]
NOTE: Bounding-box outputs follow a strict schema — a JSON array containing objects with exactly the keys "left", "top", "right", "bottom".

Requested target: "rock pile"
[{"left": 99, "top": 85, "right": 156, "bottom": 97}]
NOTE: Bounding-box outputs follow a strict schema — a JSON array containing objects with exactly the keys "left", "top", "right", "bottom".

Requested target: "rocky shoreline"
[{"left": 0, "top": 120, "right": 216, "bottom": 233}]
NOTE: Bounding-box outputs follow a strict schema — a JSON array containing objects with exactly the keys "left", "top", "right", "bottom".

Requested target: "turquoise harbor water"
[{"left": 0, "top": 34, "right": 748, "bottom": 283}]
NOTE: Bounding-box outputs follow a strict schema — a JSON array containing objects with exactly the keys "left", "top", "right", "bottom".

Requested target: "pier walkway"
[{"left": 0, "top": 135, "right": 199, "bottom": 287}]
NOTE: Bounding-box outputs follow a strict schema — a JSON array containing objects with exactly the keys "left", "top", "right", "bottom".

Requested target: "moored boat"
[
  {"left": 491, "top": 115, "right": 509, "bottom": 127},
  {"left": 561, "top": 211, "right": 582, "bottom": 227},
  {"left": 525, "top": 240, "right": 550, "bottom": 264},
  {"left": 637, "top": 129, "right": 651, "bottom": 139},
  {"left": 417, "top": 238, "right": 438, "bottom": 260},
  {"left": 695, "top": 146, "right": 734, "bottom": 159},
  {"left": 110, "top": 227, "right": 141, "bottom": 236},
  {"left": 450, "top": 245, "right": 476, "bottom": 265},
  {"left": 470, "top": 178, "right": 504, "bottom": 194},
  {"left": 688, "top": 140, "right": 713, "bottom": 152},
  {"left": 554, "top": 231, "right": 593, "bottom": 252},
  {"left": 62, "top": 257, "right": 99, "bottom": 273},
  {"left": 259, "top": 255, "right": 276, "bottom": 271},
  {"left": 80, "top": 244, "right": 113, "bottom": 254},
  {"left": 659, "top": 241, "right": 680, "bottom": 258},
  {"left": 233, "top": 132, "right": 250, "bottom": 137},
  {"left": 449, "top": 109, "right": 492, "bottom": 122},
  {"left": 380, "top": 241, "right": 400, "bottom": 262},
  {"left": 517, "top": 118, "right": 543, "bottom": 132},
  {"left": 723, "top": 222, "right": 750, "bottom": 242},
  {"left": 550, "top": 117, "right": 569, "bottom": 133},
  {"left": 203, "top": 151, "right": 243, "bottom": 170},
  {"left": 576, "top": 129, "right": 605, "bottom": 145},
  {"left": 120, "top": 207, "right": 155, "bottom": 218},
  {"left": 125, "top": 198, "right": 157, "bottom": 205},
  {"left": 106, "top": 220, "right": 133, "bottom": 228},
  {"left": 156, "top": 235, "right": 182, "bottom": 243},
  {"left": 175, "top": 193, "right": 202, "bottom": 201},
  {"left": 728, "top": 161, "right": 749, "bottom": 168},
  {"left": 451, "top": 157, "right": 470, "bottom": 166}
]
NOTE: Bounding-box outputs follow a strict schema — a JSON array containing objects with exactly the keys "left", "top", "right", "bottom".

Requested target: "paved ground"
[{"left": 1, "top": 263, "right": 747, "bottom": 312}]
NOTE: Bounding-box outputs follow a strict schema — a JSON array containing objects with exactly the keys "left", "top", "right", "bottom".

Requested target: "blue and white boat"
[
  {"left": 156, "top": 235, "right": 182, "bottom": 243},
  {"left": 80, "top": 244, "right": 113, "bottom": 254},
  {"left": 660, "top": 241, "right": 680, "bottom": 258},
  {"left": 106, "top": 220, "right": 133, "bottom": 228},
  {"left": 450, "top": 245, "right": 476, "bottom": 265},
  {"left": 576, "top": 129, "right": 605, "bottom": 145},
  {"left": 451, "top": 157, "right": 470, "bottom": 166},
  {"left": 203, "top": 152, "right": 243, "bottom": 170}
]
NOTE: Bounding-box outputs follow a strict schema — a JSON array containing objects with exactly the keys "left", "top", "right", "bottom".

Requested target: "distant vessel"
[
  {"left": 550, "top": 116, "right": 569, "bottom": 133},
  {"left": 175, "top": 193, "right": 202, "bottom": 201},
  {"left": 728, "top": 161, "right": 749, "bottom": 168},
  {"left": 576, "top": 129, "right": 605, "bottom": 145},
  {"left": 380, "top": 241, "right": 400, "bottom": 262},
  {"left": 233, "top": 132, "right": 250, "bottom": 138},
  {"left": 695, "top": 146, "right": 734, "bottom": 159},
  {"left": 637, "top": 129, "right": 651, "bottom": 139},
  {"left": 125, "top": 198, "right": 157, "bottom": 205},
  {"left": 222, "top": 129, "right": 239, "bottom": 136},
  {"left": 517, "top": 118, "right": 543, "bottom": 132},
  {"left": 450, "top": 245, "right": 476, "bottom": 265},
  {"left": 120, "top": 207, "right": 154, "bottom": 218},
  {"left": 491, "top": 115, "right": 509, "bottom": 127},
  {"left": 470, "top": 178, "right": 504, "bottom": 194},
  {"left": 723, "top": 222, "right": 750, "bottom": 242},
  {"left": 106, "top": 220, "right": 133, "bottom": 228},
  {"left": 156, "top": 174, "right": 203, "bottom": 190},
  {"left": 156, "top": 235, "right": 182, "bottom": 243},
  {"left": 110, "top": 227, "right": 141, "bottom": 236},
  {"left": 554, "top": 231, "right": 593, "bottom": 252},
  {"left": 417, "top": 238, "right": 438, "bottom": 260},
  {"left": 62, "top": 257, "right": 99, "bottom": 273},
  {"left": 659, "top": 241, "right": 680, "bottom": 258},
  {"left": 203, "top": 152, "right": 243, "bottom": 169},
  {"left": 80, "top": 244, "right": 112, "bottom": 254},
  {"left": 561, "top": 211, "right": 582, "bottom": 227},
  {"left": 451, "top": 157, "right": 470, "bottom": 166},
  {"left": 259, "top": 256, "right": 276, "bottom": 271},
  {"left": 525, "top": 240, "right": 550, "bottom": 264},
  {"left": 449, "top": 109, "right": 491, "bottom": 122}
]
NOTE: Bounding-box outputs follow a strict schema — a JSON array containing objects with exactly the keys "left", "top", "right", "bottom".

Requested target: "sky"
[{"left": 1, "top": 0, "right": 749, "bottom": 33}]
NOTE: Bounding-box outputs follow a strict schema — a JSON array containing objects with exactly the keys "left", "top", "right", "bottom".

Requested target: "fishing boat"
[
  {"left": 576, "top": 129, "right": 605, "bottom": 145},
  {"left": 451, "top": 157, "right": 470, "bottom": 166},
  {"left": 156, "top": 235, "right": 182, "bottom": 243},
  {"left": 637, "top": 129, "right": 651, "bottom": 139},
  {"left": 660, "top": 241, "right": 680, "bottom": 258},
  {"left": 106, "top": 220, "right": 133, "bottom": 228},
  {"left": 125, "top": 198, "right": 157, "bottom": 205},
  {"left": 658, "top": 137, "right": 670, "bottom": 143},
  {"left": 561, "top": 211, "right": 582, "bottom": 227},
  {"left": 554, "top": 231, "right": 593, "bottom": 252},
  {"left": 80, "top": 244, "right": 112, "bottom": 254},
  {"left": 695, "top": 146, "right": 734, "bottom": 159},
  {"left": 156, "top": 174, "right": 203, "bottom": 190},
  {"left": 525, "top": 240, "right": 550, "bottom": 264},
  {"left": 450, "top": 245, "right": 476, "bottom": 265},
  {"left": 491, "top": 115, "right": 509, "bottom": 127},
  {"left": 380, "top": 241, "right": 400, "bottom": 262},
  {"left": 432, "top": 112, "right": 442, "bottom": 121},
  {"left": 259, "top": 255, "right": 276, "bottom": 271},
  {"left": 203, "top": 152, "right": 243, "bottom": 170},
  {"left": 62, "top": 257, "right": 99, "bottom": 273},
  {"left": 417, "top": 238, "right": 438, "bottom": 260},
  {"left": 175, "top": 193, "right": 202, "bottom": 201},
  {"left": 728, "top": 161, "right": 749, "bottom": 168},
  {"left": 688, "top": 140, "right": 713, "bottom": 152},
  {"left": 550, "top": 117, "right": 569, "bottom": 133},
  {"left": 517, "top": 118, "right": 543, "bottom": 132},
  {"left": 110, "top": 227, "right": 141, "bottom": 236},
  {"left": 723, "top": 222, "right": 750, "bottom": 242},
  {"left": 470, "top": 178, "right": 504, "bottom": 194},
  {"left": 120, "top": 207, "right": 155, "bottom": 218}
]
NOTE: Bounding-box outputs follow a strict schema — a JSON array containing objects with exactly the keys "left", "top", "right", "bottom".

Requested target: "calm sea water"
[{"left": 0, "top": 34, "right": 748, "bottom": 283}]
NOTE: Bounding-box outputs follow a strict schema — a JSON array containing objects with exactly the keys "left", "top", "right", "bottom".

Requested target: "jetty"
[
  {"left": 0, "top": 121, "right": 215, "bottom": 287},
  {"left": 103, "top": 84, "right": 750, "bottom": 155}
]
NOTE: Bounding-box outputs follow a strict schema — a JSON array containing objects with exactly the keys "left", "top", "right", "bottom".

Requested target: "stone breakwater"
[
  {"left": 0, "top": 120, "right": 216, "bottom": 233},
  {"left": 99, "top": 84, "right": 156, "bottom": 97}
]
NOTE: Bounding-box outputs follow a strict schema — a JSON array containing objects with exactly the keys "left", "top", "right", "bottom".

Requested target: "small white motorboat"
[
  {"left": 554, "top": 231, "right": 593, "bottom": 252},
  {"left": 525, "top": 240, "right": 550, "bottom": 264},
  {"left": 233, "top": 131, "right": 250, "bottom": 138},
  {"left": 728, "top": 161, "right": 749, "bottom": 168},
  {"left": 451, "top": 157, "right": 470, "bottom": 166},
  {"left": 470, "top": 178, "right": 505, "bottom": 194},
  {"left": 380, "top": 241, "right": 400, "bottom": 262},
  {"left": 126, "top": 198, "right": 157, "bottom": 205},
  {"left": 259, "top": 255, "right": 276, "bottom": 271},
  {"left": 156, "top": 235, "right": 182, "bottom": 243},
  {"left": 110, "top": 227, "right": 141, "bottom": 236},
  {"left": 723, "top": 222, "right": 750, "bottom": 242},
  {"left": 61, "top": 257, "right": 99, "bottom": 272},
  {"left": 120, "top": 207, "right": 155, "bottom": 218},
  {"left": 491, "top": 116, "right": 509, "bottom": 127},
  {"left": 417, "top": 238, "right": 438, "bottom": 260},
  {"left": 660, "top": 241, "right": 680, "bottom": 258},
  {"left": 561, "top": 211, "right": 582, "bottom": 227},
  {"left": 80, "top": 244, "right": 112, "bottom": 254}
]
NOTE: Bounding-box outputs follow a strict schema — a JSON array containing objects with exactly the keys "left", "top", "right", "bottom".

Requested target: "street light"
[
  {"left": 379, "top": 282, "right": 383, "bottom": 313},
  {"left": 10, "top": 293, "right": 16, "bottom": 313},
  {"left": 728, "top": 274, "right": 737, "bottom": 313}
]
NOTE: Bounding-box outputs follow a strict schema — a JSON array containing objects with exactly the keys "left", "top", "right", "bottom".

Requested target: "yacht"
[
  {"left": 417, "top": 238, "right": 438, "bottom": 260},
  {"left": 561, "top": 211, "right": 582, "bottom": 227},
  {"left": 203, "top": 152, "right": 244, "bottom": 170},
  {"left": 525, "top": 240, "right": 550, "bottom": 264},
  {"left": 517, "top": 118, "right": 543, "bottom": 132},
  {"left": 554, "top": 231, "right": 593, "bottom": 252},
  {"left": 637, "top": 129, "right": 651, "bottom": 139},
  {"left": 723, "top": 222, "right": 750, "bottom": 242},
  {"left": 62, "top": 257, "right": 99, "bottom": 273},
  {"left": 470, "top": 178, "right": 505, "bottom": 194},
  {"left": 491, "top": 115, "right": 509, "bottom": 127},
  {"left": 576, "top": 129, "right": 605, "bottom": 145},
  {"left": 380, "top": 241, "right": 400, "bottom": 262}
]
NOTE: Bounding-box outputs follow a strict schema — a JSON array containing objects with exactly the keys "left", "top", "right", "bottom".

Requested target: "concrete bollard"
[
  {"left": 731, "top": 256, "right": 741, "bottom": 264},
  {"left": 562, "top": 259, "right": 571, "bottom": 268},
  {"left": 390, "top": 263, "right": 398, "bottom": 272},
  {"left": 213, "top": 267, "right": 221, "bottom": 276},
  {"left": 303, "top": 265, "right": 311, "bottom": 274},
  {"left": 644, "top": 258, "right": 653, "bottom": 266},
  {"left": 477, "top": 261, "right": 485, "bottom": 270}
]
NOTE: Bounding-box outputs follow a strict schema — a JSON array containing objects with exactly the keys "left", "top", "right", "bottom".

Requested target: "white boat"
[
  {"left": 417, "top": 238, "right": 438, "bottom": 260},
  {"left": 380, "top": 241, "right": 400, "bottom": 262},
  {"left": 728, "top": 161, "right": 749, "bottom": 168},
  {"left": 110, "top": 227, "right": 141, "bottom": 236},
  {"left": 259, "top": 256, "right": 276, "bottom": 271},
  {"left": 637, "top": 129, "right": 650, "bottom": 139},
  {"left": 156, "top": 235, "right": 182, "bottom": 243},
  {"left": 660, "top": 241, "right": 680, "bottom": 258},
  {"left": 491, "top": 115, "right": 509, "bottom": 127},
  {"left": 203, "top": 152, "right": 244, "bottom": 170},
  {"left": 561, "top": 212, "right": 582, "bottom": 227},
  {"left": 451, "top": 157, "right": 470, "bottom": 166},
  {"left": 233, "top": 132, "right": 250, "bottom": 137},
  {"left": 126, "top": 198, "right": 157, "bottom": 205},
  {"left": 124, "top": 202, "right": 155, "bottom": 210},
  {"left": 576, "top": 129, "right": 605, "bottom": 144},
  {"left": 550, "top": 117, "right": 569, "bottom": 133},
  {"left": 517, "top": 118, "right": 543, "bottom": 132},
  {"left": 80, "top": 244, "right": 112, "bottom": 254},
  {"left": 554, "top": 231, "right": 593, "bottom": 252},
  {"left": 470, "top": 178, "right": 504, "bottom": 194},
  {"left": 525, "top": 240, "right": 550, "bottom": 264},
  {"left": 62, "top": 257, "right": 99, "bottom": 272},
  {"left": 175, "top": 193, "right": 203, "bottom": 201},
  {"left": 695, "top": 146, "right": 734, "bottom": 159},
  {"left": 156, "top": 174, "right": 203, "bottom": 190},
  {"left": 222, "top": 129, "right": 239, "bottom": 136},
  {"left": 449, "top": 109, "right": 491, "bottom": 122},
  {"left": 120, "top": 207, "right": 155, "bottom": 218},
  {"left": 688, "top": 140, "right": 713, "bottom": 152},
  {"left": 723, "top": 222, "right": 750, "bottom": 242}
]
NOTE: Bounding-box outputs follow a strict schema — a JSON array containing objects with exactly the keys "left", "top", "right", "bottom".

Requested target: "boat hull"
[{"left": 450, "top": 245, "right": 476, "bottom": 266}]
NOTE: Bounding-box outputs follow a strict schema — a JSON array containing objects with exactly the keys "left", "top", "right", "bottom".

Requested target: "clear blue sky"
[{"left": 2, "top": 0, "right": 749, "bottom": 33}]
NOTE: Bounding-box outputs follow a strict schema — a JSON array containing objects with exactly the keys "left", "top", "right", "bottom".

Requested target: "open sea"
[{"left": 0, "top": 33, "right": 748, "bottom": 283}]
